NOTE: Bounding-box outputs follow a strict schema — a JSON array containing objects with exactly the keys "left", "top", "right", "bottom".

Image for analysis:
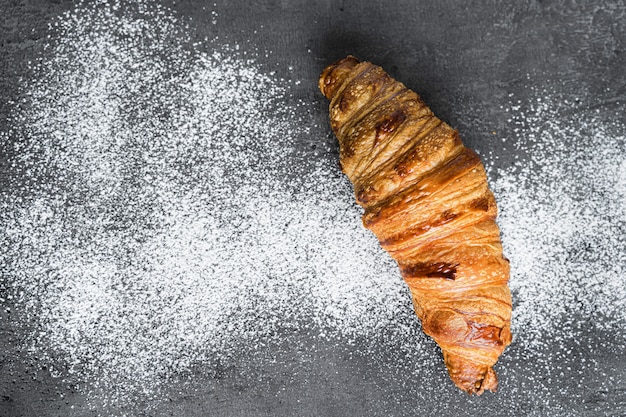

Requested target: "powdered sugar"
[
  {"left": 1, "top": 0, "right": 419, "bottom": 409},
  {"left": 618, "top": 159, "right": 626, "bottom": 220},
  {"left": 492, "top": 93, "right": 626, "bottom": 345}
]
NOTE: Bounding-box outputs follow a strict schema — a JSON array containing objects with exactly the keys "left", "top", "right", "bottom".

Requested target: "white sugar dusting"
[
  {"left": 0, "top": 0, "right": 417, "bottom": 409},
  {"left": 492, "top": 92, "right": 626, "bottom": 345},
  {"left": 618, "top": 159, "right": 626, "bottom": 220}
]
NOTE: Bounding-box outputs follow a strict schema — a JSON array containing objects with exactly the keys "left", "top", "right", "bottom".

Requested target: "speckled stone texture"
[{"left": 1, "top": 0, "right": 625, "bottom": 416}]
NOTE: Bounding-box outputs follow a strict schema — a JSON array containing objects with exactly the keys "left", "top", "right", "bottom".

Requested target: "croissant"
[{"left": 319, "top": 56, "right": 512, "bottom": 395}]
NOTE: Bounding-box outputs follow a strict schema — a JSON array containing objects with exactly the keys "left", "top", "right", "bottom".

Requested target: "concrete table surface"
[{"left": 1, "top": 0, "right": 625, "bottom": 416}]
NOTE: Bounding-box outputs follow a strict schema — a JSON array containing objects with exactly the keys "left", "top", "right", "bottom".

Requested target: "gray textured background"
[{"left": 1, "top": 0, "right": 626, "bottom": 416}]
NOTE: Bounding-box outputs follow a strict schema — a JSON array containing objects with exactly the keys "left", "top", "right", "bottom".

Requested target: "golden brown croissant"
[{"left": 319, "top": 56, "right": 512, "bottom": 395}]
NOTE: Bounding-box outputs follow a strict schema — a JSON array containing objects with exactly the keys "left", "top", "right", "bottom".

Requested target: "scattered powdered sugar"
[
  {"left": 0, "top": 0, "right": 419, "bottom": 409},
  {"left": 618, "top": 159, "right": 626, "bottom": 220},
  {"left": 1, "top": 0, "right": 625, "bottom": 414},
  {"left": 491, "top": 92, "right": 626, "bottom": 347},
  {"left": 483, "top": 93, "right": 626, "bottom": 412}
]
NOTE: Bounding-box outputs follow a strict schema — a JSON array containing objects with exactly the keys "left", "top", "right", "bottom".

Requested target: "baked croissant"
[{"left": 319, "top": 56, "right": 512, "bottom": 395}]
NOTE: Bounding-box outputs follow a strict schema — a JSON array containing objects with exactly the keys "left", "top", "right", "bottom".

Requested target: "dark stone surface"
[{"left": 1, "top": 0, "right": 625, "bottom": 416}]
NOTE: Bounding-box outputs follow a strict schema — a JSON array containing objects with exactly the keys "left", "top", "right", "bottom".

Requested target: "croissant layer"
[{"left": 319, "top": 56, "right": 512, "bottom": 395}]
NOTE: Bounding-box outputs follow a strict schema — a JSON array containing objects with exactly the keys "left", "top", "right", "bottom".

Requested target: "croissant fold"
[{"left": 319, "top": 56, "right": 512, "bottom": 395}]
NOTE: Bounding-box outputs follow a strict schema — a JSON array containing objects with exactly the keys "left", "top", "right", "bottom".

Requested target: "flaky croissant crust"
[{"left": 319, "top": 56, "right": 512, "bottom": 395}]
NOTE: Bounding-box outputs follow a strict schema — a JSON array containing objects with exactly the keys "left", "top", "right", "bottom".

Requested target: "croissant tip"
[
  {"left": 318, "top": 55, "right": 361, "bottom": 99},
  {"left": 466, "top": 371, "right": 498, "bottom": 396},
  {"left": 456, "top": 377, "right": 498, "bottom": 396},
  {"left": 443, "top": 352, "right": 499, "bottom": 395},
  {"left": 332, "top": 54, "right": 361, "bottom": 65}
]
